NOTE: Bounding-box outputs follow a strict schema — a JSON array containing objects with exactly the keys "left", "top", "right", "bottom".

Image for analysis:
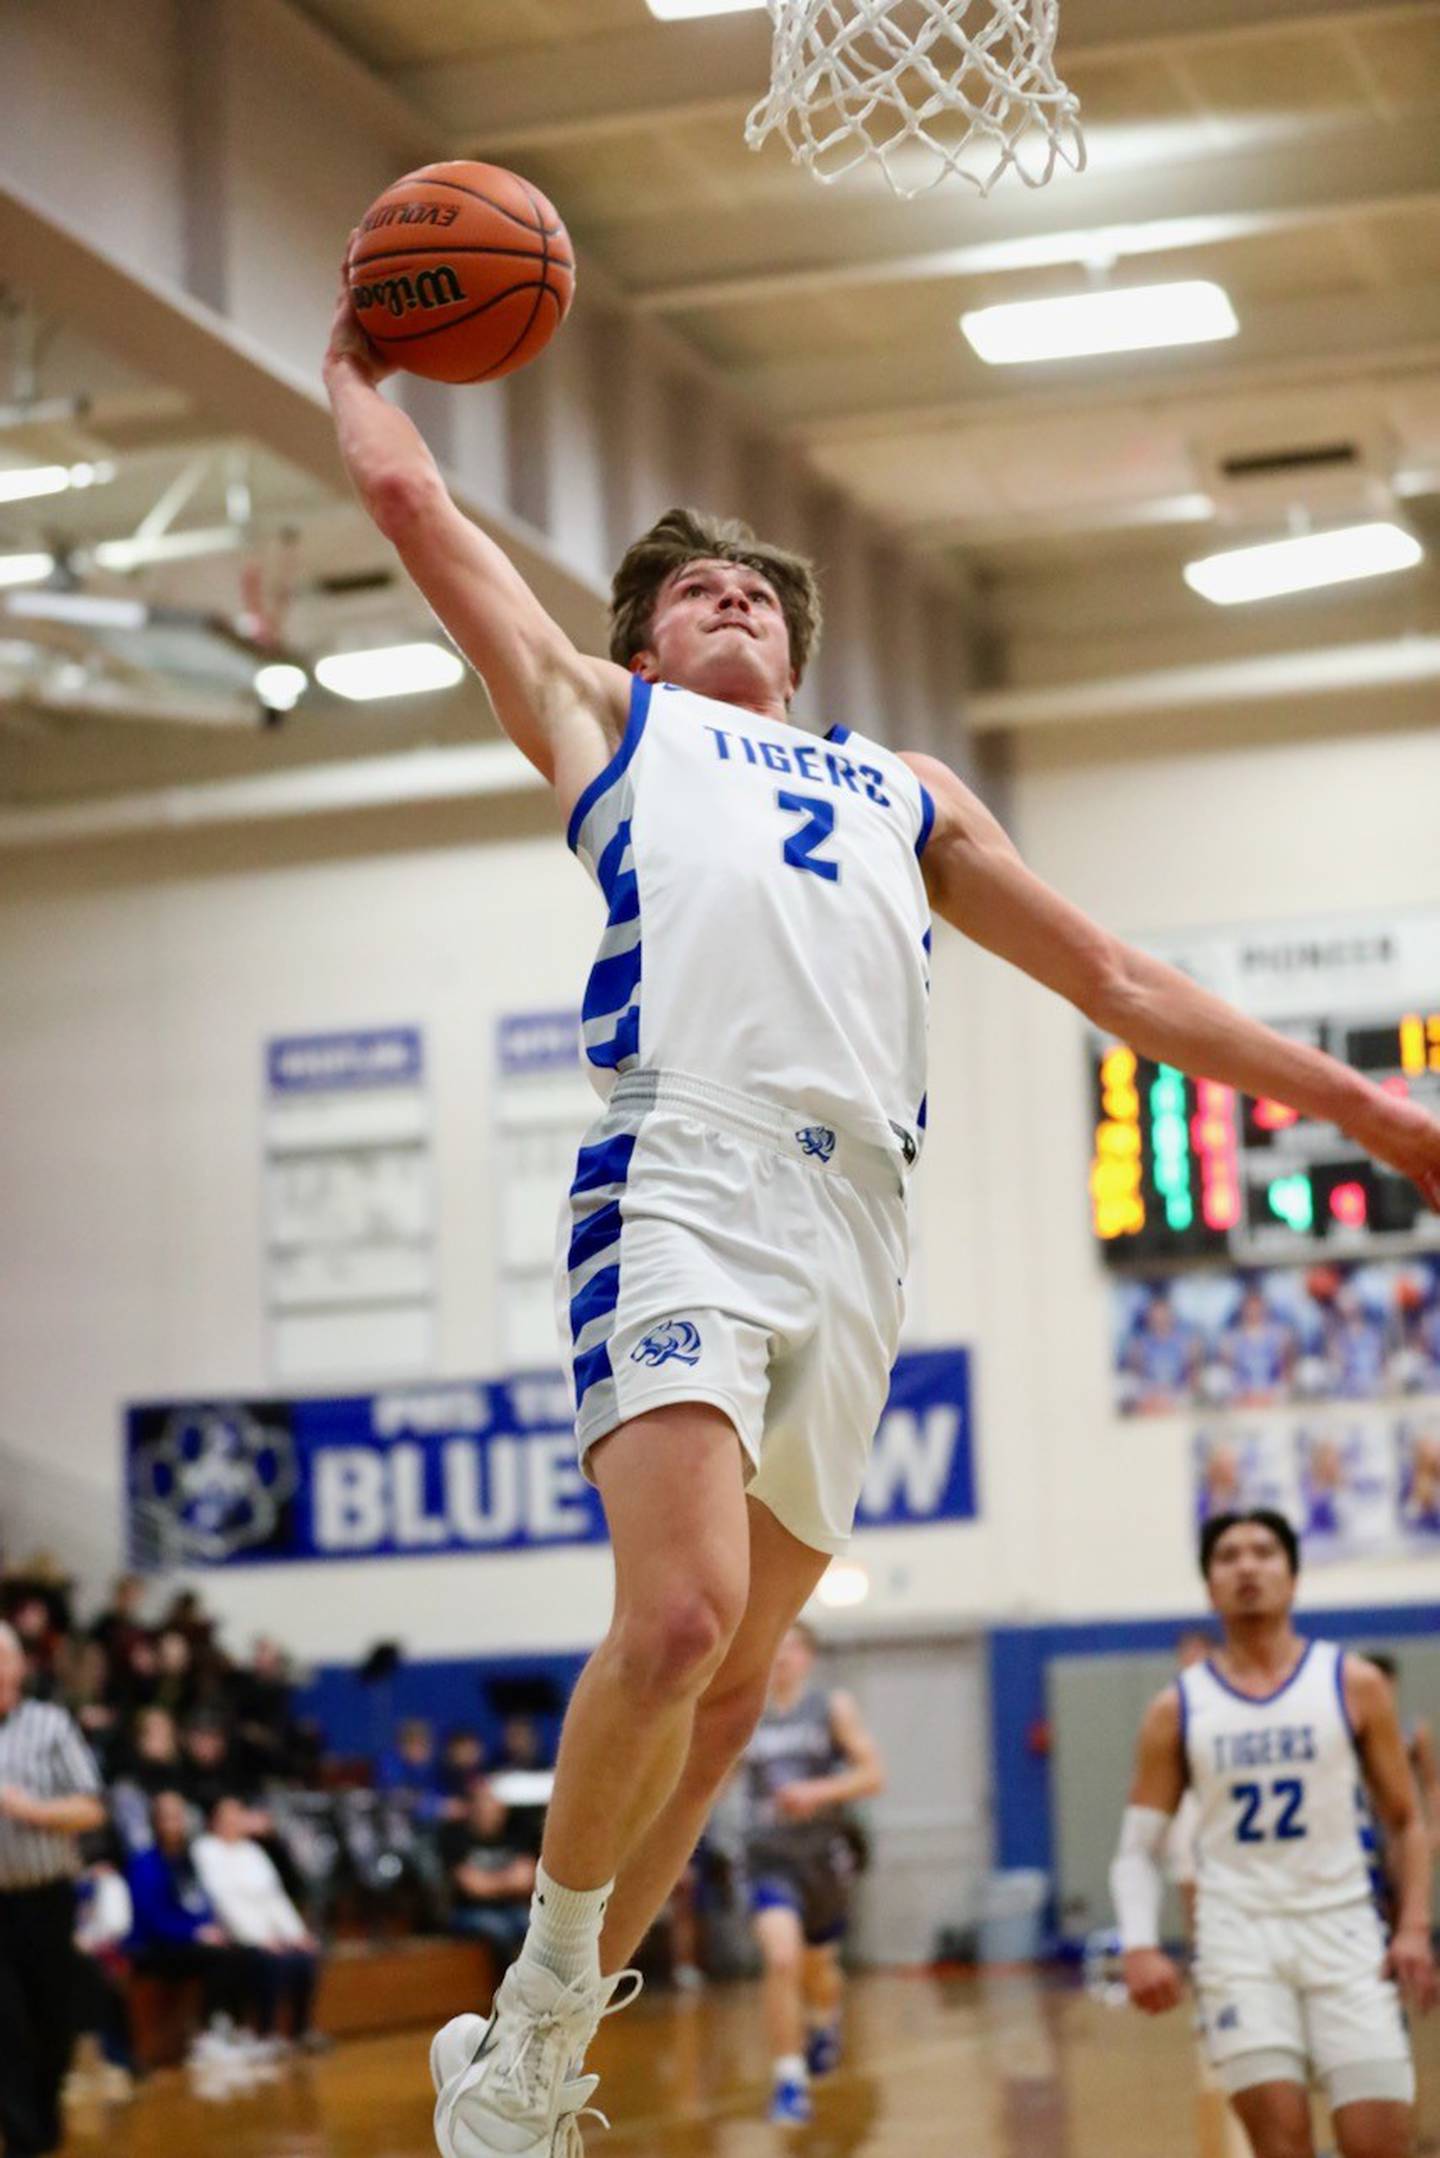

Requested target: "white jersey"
[
  {"left": 567, "top": 677, "right": 935, "bottom": 1158},
  {"left": 1180, "top": 1639, "right": 1373, "bottom": 1917}
]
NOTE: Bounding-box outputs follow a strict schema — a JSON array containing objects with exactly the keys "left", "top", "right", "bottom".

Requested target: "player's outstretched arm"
[
  {"left": 322, "top": 272, "right": 629, "bottom": 810},
  {"left": 905, "top": 753, "right": 1440, "bottom": 1212},
  {"left": 1344, "top": 1657, "right": 1437, "bottom": 2013},
  {"left": 1109, "top": 1686, "right": 1186, "bottom": 2014}
]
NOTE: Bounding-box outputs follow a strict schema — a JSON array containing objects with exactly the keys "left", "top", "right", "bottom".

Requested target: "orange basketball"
[{"left": 348, "top": 161, "right": 574, "bottom": 385}]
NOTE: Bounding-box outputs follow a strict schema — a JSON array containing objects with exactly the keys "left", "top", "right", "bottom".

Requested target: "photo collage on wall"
[{"left": 1112, "top": 1259, "right": 1440, "bottom": 1563}]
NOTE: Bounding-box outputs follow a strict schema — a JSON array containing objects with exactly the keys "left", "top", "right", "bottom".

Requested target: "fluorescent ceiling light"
[
  {"left": 0, "top": 553, "right": 57, "bottom": 590},
  {"left": 1184, "top": 522, "right": 1423, "bottom": 606},
  {"left": 0, "top": 461, "right": 115, "bottom": 505},
  {"left": 254, "top": 662, "right": 308, "bottom": 712},
  {"left": 7, "top": 588, "right": 146, "bottom": 627},
  {"left": 646, "top": 0, "right": 764, "bottom": 16},
  {"left": 961, "top": 280, "right": 1237, "bottom": 365},
  {"left": 314, "top": 641, "right": 464, "bottom": 702},
  {"left": 815, "top": 1560, "right": 870, "bottom": 1610}
]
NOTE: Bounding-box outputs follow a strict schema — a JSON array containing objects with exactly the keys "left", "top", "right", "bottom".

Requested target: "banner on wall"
[
  {"left": 1115, "top": 1257, "right": 1440, "bottom": 1416},
  {"left": 1193, "top": 1404, "right": 1440, "bottom": 1565},
  {"left": 124, "top": 1346, "right": 975, "bottom": 1569}
]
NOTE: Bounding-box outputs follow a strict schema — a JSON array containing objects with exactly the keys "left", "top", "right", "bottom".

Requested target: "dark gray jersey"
[{"left": 742, "top": 1686, "right": 844, "bottom": 1834}]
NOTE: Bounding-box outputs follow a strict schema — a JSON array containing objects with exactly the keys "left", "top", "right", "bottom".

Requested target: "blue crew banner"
[{"left": 125, "top": 1347, "right": 974, "bottom": 1569}]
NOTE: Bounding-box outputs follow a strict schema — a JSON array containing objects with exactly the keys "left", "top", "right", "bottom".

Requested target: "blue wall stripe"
[{"left": 571, "top": 1133, "right": 636, "bottom": 1196}]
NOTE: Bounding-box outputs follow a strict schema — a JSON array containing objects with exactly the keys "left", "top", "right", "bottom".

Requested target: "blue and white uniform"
[
  {"left": 556, "top": 677, "right": 934, "bottom": 1552},
  {"left": 1180, "top": 1640, "right": 1412, "bottom": 2104}
]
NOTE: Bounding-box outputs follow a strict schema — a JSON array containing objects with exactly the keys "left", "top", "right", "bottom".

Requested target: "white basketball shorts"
[
  {"left": 554, "top": 1069, "right": 910, "bottom": 1555},
  {"left": 1194, "top": 1897, "right": 1412, "bottom": 2100}
]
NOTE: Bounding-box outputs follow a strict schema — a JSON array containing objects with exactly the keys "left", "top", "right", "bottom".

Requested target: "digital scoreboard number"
[{"left": 1090, "top": 1008, "right": 1440, "bottom": 1268}]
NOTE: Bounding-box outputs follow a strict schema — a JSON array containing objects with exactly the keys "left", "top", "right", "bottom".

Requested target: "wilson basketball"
[{"left": 348, "top": 161, "right": 575, "bottom": 385}]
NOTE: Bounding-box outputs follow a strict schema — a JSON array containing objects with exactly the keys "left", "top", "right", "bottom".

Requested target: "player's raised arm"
[
  {"left": 1110, "top": 1685, "right": 1187, "bottom": 2014},
  {"left": 322, "top": 273, "right": 629, "bottom": 806},
  {"left": 1344, "top": 1657, "right": 1438, "bottom": 2013},
  {"left": 904, "top": 753, "right": 1440, "bottom": 1211}
]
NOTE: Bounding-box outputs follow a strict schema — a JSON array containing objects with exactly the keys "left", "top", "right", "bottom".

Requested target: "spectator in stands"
[
  {"left": 63, "top": 1640, "right": 121, "bottom": 1773},
  {"left": 126, "top": 1790, "right": 262, "bottom": 2057},
  {"left": 88, "top": 1577, "right": 147, "bottom": 1666},
  {"left": 438, "top": 1728, "right": 488, "bottom": 1812},
  {"left": 179, "top": 1715, "right": 249, "bottom": 1816},
  {"left": 438, "top": 1778, "right": 536, "bottom": 1971},
  {"left": 377, "top": 1717, "right": 443, "bottom": 1815},
  {"left": 195, "top": 1797, "right": 323, "bottom": 2048},
  {"left": 234, "top": 1638, "right": 297, "bottom": 1784},
  {"left": 497, "top": 1713, "right": 549, "bottom": 1772},
  {"left": 151, "top": 1631, "right": 198, "bottom": 1723},
  {"left": 4, "top": 1591, "right": 64, "bottom": 1701}
]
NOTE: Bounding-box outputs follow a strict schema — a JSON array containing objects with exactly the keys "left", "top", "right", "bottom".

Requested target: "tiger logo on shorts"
[{"left": 631, "top": 1319, "right": 703, "bottom": 1368}]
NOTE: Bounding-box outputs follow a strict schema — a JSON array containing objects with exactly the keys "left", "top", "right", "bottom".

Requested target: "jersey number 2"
[
  {"left": 1230, "top": 1777, "right": 1307, "bottom": 1843},
  {"left": 777, "top": 791, "right": 840, "bottom": 883}
]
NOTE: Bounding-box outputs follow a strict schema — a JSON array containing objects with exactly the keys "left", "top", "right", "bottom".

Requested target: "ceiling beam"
[
  {"left": 0, "top": 738, "right": 543, "bottom": 849},
  {"left": 395, "top": 1, "right": 1433, "bottom": 156},
  {"left": 774, "top": 284, "right": 1440, "bottom": 434},
  {"left": 619, "top": 110, "right": 1438, "bottom": 310},
  {"left": 967, "top": 634, "right": 1440, "bottom": 732}
]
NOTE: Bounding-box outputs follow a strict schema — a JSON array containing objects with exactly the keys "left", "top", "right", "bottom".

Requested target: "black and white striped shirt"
[{"left": 0, "top": 1699, "right": 102, "bottom": 1889}]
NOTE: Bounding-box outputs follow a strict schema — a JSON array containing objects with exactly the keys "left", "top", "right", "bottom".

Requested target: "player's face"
[
  {"left": 1205, "top": 1523, "right": 1296, "bottom": 1622},
  {"left": 771, "top": 1627, "right": 815, "bottom": 1693},
  {"left": 637, "top": 558, "right": 796, "bottom": 709}
]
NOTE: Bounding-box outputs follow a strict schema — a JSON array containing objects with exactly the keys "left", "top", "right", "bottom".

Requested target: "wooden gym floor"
[{"left": 62, "top": 1968, "right": 1440, "bottom": 2158}]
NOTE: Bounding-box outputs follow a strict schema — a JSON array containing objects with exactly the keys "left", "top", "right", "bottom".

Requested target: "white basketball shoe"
[{"left": 431, "top": 1960, "right": 642, "bottom": 2158}]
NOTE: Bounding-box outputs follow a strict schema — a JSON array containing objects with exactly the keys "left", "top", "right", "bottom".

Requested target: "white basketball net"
[{"left": 745, "top": 0, "right": 1086, "bottom": 200}]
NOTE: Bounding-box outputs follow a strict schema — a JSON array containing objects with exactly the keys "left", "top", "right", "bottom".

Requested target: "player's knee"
[
  {"left": 763, "top": 1932, "right": 803, "bottom": 1979},
  {"left": 612, "top": 1587, "right": 740, "bottom": 1703}
]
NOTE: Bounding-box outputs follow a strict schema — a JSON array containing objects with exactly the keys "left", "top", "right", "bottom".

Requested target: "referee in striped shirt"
[{"left": 0, "top": 1620, "right": 105, "bottom": 2158}]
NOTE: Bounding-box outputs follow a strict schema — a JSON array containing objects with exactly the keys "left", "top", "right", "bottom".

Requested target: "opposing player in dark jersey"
[
  {"left": 739, "top": 1623, "right": 882, "bottom": 2123},
  {"left": 324, "top": 280, "right": 1440, "bottom": 2158}
]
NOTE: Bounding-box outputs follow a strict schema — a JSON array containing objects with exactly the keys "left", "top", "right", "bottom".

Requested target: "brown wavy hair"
[{"left": 608, "top": 507, "right": 823, "bottom": 685}]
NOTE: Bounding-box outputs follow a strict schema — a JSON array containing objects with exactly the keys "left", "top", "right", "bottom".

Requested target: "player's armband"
[{"left": 1109, "top": 1806, "right": 1170, "bottom": 1951}]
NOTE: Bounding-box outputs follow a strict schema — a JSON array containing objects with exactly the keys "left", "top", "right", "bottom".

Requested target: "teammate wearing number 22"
[
  {"left": 1112, "top": 1510, "right": 1435, "bottom": 2158},
  {"left": 324, "top": 267, "right": 1440, "bottom": 2158}
]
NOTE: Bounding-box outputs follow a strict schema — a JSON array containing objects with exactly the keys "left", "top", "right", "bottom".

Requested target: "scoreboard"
[{"left": 1087, "top": 912, "right": 1440, "bottom": 1270}]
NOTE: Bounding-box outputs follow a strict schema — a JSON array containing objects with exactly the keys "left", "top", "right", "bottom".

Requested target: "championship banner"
[{"left": 125, "top": 1347, "right": 975, "bottom": 1569}]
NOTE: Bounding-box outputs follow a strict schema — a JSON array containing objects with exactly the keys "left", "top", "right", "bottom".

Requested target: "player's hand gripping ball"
[{"left": 348, "top": 161, "right": 575, "bottom": 384}]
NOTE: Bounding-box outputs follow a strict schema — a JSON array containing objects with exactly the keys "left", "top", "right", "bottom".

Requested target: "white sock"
[
  {"left": 518, "top": 1863, "right": 613, "bottom": 1988},
  {"left": 774, "top": 2054, "right": 807, "bottom": 2086}
]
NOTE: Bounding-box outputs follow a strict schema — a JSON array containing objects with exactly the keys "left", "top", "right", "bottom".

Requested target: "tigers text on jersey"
[
  {"left": 1179, "top": 1640, "right": 1372, "bottom": 1917},
  {"left": 567, "top": 677, "right": 935, "bottom": 1158}
]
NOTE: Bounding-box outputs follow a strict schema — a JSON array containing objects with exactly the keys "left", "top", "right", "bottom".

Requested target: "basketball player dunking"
[
  {"left": 1112, "top": 1511, "right": 1435, "bottom": 2158},
  {"left": 323, "top": 283, "right": 1440, "bottom": 2158}
]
